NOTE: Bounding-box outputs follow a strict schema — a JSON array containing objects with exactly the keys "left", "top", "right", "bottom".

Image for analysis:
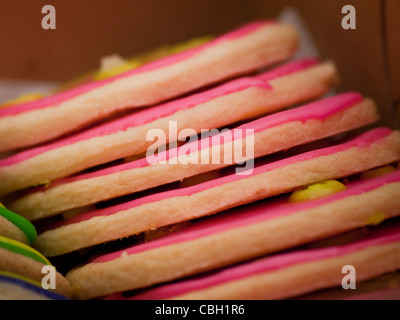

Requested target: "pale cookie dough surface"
[
  {"left": 33, "top": 130, "right": 400, "bottom": 258},
  {"left": 0, "top": 22, "right": 298, "bottom": 152},
  {"left": 0, "top": 61, "right": 336, "bottom": 196},
  {"left": 65, "top": 175, "right": 400, "bottom": 299}
]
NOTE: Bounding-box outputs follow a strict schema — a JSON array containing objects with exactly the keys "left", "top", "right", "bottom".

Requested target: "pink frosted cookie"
[
  {"left": 0, "top": 59, "right": 338, "bottom": 196},
  {"left": 8, "top": 92, "right": 378, "bottom": 221},
  {"left": 33, "top": 128, "right": 400, "bottom": 258},
  {"left": 0, "top": 21, "right": 298, "bottom": 153},
  {"left": 101, "top": 221, "right": 400, "bottom": 300},
  {"left": 65, "top": 168, "right": 400, "bottom": 299}
]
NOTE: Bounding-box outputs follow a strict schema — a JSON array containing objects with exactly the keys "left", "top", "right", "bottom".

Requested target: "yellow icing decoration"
[
  {"left": 94, "top": 59, "right": 141, "bottom": 81},
  {"left": 53, "top": 71, "right": 95, "bottom": 93},
  {"left": 0, "top": 93, "right": 43, "bottom": 108},
  {"left": 128, "top": 36, "right": 213, "bottom": 65},
  {"left": 0, "top": 235, "right": 51, "bottom": 265},
  {"left": 93, "top": 36, "right": 212, "bottom": 81},
  {"left": 365, "top": 212, "right": 386, "bottom": 226},
  {"left": 32, "top": 180, "right": 51, "bottom": 188},
  {"left": 54, "top": 36, "right": 212, "bottom": 91},
  {"left": 360, "top": 165, "right": 396, "bottom": 180},
  {"left": 0, "top": 271, "right": 43, "bottom": 288},
  {"left": 0, "top": 203, "right": 5, "bottom": 209},
  {"left": 289, "top": 180, "right": 347, "bottom": 203},
  {"left": 167, "top": 36, "right": 213, "bottom": 54}
]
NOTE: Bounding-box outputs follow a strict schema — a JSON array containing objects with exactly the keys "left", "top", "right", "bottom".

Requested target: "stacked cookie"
[
  {"left": 0, "top": 20, "right": 399, "bottom": 300},
  {"left": 0, "top": 204, "right": 71, "bottom": 299}
]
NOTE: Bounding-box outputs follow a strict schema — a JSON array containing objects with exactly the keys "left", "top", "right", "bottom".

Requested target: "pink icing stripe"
[
  {"left": 0, "top": 58, "right": 318, "bottom": 168},
  {"left": 47, "top": 127, "right": 392, "bottom": 229},
  {"left": 236, "top": 90, "right": 362, "bottom": 132},
  {"left": 92, "top": 169, "right": 400, "bottom": 263},
  {"left": 0, "top": 21, "right": 273, "bottom": 118},
  {"left": 105, "top": 222, "right": 400, "bottom": 300},
  {"left": 29, "top": 90, "right": 362, "bottom": 190}
]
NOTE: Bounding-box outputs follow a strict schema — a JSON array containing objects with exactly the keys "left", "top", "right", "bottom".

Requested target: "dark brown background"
[{"left": 0, "top": 0, "right": 398, "bottom": 127}]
